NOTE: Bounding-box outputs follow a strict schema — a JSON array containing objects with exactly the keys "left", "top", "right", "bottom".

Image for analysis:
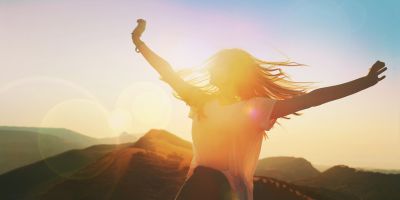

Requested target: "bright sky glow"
[{"left": 1, "top": 0, "right": 399, "bottom": 169}]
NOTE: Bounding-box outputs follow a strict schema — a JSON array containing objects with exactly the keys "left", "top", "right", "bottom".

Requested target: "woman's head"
[
  {"left": 207, "top": 49, "right": 257, "bottom": 97},
  {"left": 176, "top": 48, "right": 316, "bottom": 122},
  {"left": 202, "top": 48, "right": 314, "bottom": 101}
]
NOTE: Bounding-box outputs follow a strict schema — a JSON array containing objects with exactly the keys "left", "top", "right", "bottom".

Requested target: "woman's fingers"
[
  {"left": 376, "top": 66, "right": 387, "bottom": 75},
  {"left": 378, "top": 75, "right": 386, "bottom": 81},
  {"left": 132, "top": 18, "right": 146, "bottom": 38},
  {"left": 372, "top": 60, "right": 385, "bottom": 71},
  {"left": 137, "top": 19, "right": 146, "bottom": 27},
  {"left": 366, "top": 60, "right": 387, "bottom": 85}
]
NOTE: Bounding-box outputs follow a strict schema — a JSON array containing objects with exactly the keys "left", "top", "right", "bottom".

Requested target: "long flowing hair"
[{"left": 173, "top": 48, "right": 317, "bottom": 138}]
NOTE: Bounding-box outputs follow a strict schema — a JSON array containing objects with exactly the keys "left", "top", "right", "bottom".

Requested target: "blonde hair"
[{"left": 174, "top": 48, "right": 316, "bottom": 137}]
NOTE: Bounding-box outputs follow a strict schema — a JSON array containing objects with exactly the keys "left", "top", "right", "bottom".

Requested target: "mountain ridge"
[
  {"left": 0, "top": 126, "right": 139, "bottom": 174},
  {"left": 1, "top": 128, "right": 399, "bottom": 200}
]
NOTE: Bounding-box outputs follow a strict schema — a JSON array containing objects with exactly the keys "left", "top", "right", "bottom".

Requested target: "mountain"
[
  {"left": 41, "top": 129, "right": 323, "bottom": 200},
  {"left": 0, "top": 126, "right": 139, "bottom": 174},
  {"left": 0, "top": 129, "right": 347, "bottom": 200},
  {"left": 354, "top": 167, "right": 400, "bottom": 175},
  {"left": 0, "top": 129, "right": 193, "bottom": 200},
  {"left": 40, "top": 129, "right": 194, "bottom": 200},
  {"left": 295, "top": 165, "right": 400, "bottom": 200},
  {"left": 0, "top": 127, "right": 95, "bottom": 175},
  {"left": 0, "top": 126, "right": 96, "bottom": 145},
  {"left": 255, "top": 156, "right": 321, "bottom": 182},
  {"left": 0, "top": 143, "right": 124, "bottom": 200},
  {"left": 253, "top": 176, "right": 358, "bottom": 200}
]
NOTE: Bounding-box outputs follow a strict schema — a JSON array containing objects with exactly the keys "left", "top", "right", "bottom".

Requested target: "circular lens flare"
[{"left": 116, "top": 81, "right": 172, "bottom": 133}]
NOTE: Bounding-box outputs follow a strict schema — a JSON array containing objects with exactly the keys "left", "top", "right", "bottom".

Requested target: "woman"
[{"left": 131, "top": 19, "right": 387, "bottom": 200}]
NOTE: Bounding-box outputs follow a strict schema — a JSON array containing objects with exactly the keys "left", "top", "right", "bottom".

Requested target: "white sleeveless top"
[{"left": 185, "top": 97, "right": 277, "bottom": 200}]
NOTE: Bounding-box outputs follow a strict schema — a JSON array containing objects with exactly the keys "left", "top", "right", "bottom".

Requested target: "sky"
[{"left": 1, "top": 0, "right": 399, "bottom": 169}]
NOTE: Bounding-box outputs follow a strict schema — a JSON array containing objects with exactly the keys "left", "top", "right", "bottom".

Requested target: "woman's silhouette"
[{"left": 131, "top": 19, "right": 387, "bottom": 200}]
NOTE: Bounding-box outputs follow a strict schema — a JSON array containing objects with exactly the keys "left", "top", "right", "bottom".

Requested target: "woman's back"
[{"left": 186, "top": 97, "right": 277, "bottom": 200}]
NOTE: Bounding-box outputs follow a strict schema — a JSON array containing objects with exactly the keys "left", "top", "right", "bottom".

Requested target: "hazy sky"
[{"left": 1, "top": 0, "right": 399, "bottom": 169}]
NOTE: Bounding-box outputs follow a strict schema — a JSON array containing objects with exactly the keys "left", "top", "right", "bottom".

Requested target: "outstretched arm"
[
  {"left": 131, "top": 19, "right": 210, "bottom": 107},
  {"left": 271, "top": 61, "right": 387, "bottom": 119}
]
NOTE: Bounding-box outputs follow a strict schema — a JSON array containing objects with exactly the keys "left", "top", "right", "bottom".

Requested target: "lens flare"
[{"left": 116, "top": 81, "right": 172, "bottom": 133}]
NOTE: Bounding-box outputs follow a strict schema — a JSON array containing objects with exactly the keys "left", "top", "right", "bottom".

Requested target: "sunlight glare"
[
  {"left": 108, "top": 108, "right": 134, "bottom": 134},
  {"left": 41, "top": 98, "right": 113, "bottom": 138},
  {"left": 116, "top": 81, "right": 172, "bottom": 133}
]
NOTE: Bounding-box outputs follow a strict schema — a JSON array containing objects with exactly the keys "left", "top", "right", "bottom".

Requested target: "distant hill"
[
  {"left": 41, "top": 129, "right": 195, "bottom": 200},
  {"left": 314, "top": 164, "right": 400, "bottom": 175},
  {"left": 354, "top": 167, "right": 400, "bottom": 175},
  {"left": 41, "top": 129, "right": 324, "bottom": 200},
  {"left": 0, "top": 129, "right": 348, "bottom": 200},
  {"left": 1, "top": 128, "right": 399, "bottom": 200},
  {"left": 0, "top": 143, "right": 124, "bottom": 200},
  {"left": 0, "top": 126, "right": 139, "bottom": 174},
  {"left": 255, "top": 156, "right": 321, "bottom": 182},
  {"left": 0, "top": 127, "right": 95, "bottom": 175},
  {"left": 0, "top": 126, "right": 96, "bottom": 145},
  {"left": 295, "top": 165, "right": 400, "bottom": 200},
  {"left": 253, "top": 176, "right": 358, "bottom": 200}
]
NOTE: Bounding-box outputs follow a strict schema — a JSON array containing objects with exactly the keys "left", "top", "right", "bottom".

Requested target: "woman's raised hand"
[
  {"left": 131, "top": 18, "right": 146, "bottom": 44},
  {"left": 366, "top": 60, "right": 387, "bottom": 86}
]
